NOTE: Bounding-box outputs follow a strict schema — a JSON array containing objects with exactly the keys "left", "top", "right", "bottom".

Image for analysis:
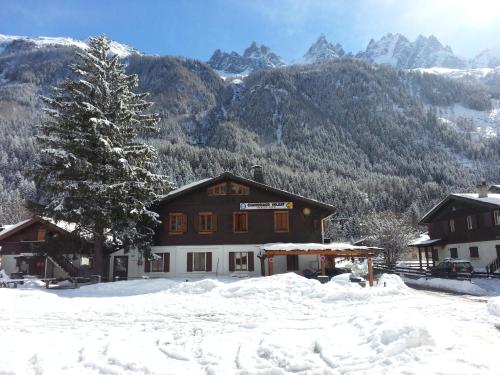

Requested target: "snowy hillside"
[
  {"left": 0, "top": 33, "right": 140, "bottom": 58},
  {"left": 0, "top": 274, "right": 499, "bottom": 374},
  {"left": 437, "top": 100, "right": 500, "bottom": 138}
]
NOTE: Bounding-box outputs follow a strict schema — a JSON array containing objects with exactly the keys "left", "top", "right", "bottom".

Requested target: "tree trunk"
[{"left": 93, "top": 225, "right": 105, "bottom": 278}]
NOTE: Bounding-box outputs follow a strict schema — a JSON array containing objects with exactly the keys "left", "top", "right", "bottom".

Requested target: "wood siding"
[
  {"left": 0, "top": 222, "right": 56, "bottom": 255},
  {"left": 427, "top": 200, "right": 500, "bottom": 244},
  {"left": 153, "top": 178, "right": 331, "bottom": 246}
]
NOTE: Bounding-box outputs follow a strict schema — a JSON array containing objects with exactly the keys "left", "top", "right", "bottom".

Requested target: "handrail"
[{"left": 49, "top": 254, "right": 80, "bottom": 277}]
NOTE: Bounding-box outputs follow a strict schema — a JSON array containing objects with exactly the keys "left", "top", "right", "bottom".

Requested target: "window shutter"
[
  {"left": 187, "top": 252, "right": 193, "bottom": 272},
  {"left": 144, "top": 259, "right": 151, "bottom": 273},
  {"left": 194, "top": 215, "right": 200, "bottom": 233},
  {"left": 206, "top": 252, "right": 212, "bottom": 272},
  {"left": 181, "top": 214, "right": 188, "bottom": 233},
  {"left": 164, "top": 216, "right": 169, "bottom": 233},
  {"left": 163, "top": 253, "right": 170, "bottom": 272},
  {"left": 229, "top": 252, "right": 235, "bottom": 272},
  {"left": 212, "top": 214, "right": 218, "bottom": 232},
  {"left": 248, "top": 251, "right": 255, "bottom": 272}
]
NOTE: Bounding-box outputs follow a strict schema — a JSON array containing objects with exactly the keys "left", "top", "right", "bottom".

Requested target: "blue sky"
[{"left": 2, "top": 0, "right": 500, "bottom": 61}]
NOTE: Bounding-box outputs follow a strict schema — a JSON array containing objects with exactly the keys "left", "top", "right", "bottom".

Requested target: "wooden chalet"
[
  {"left": 0, "top": 216, "right": 93, "bottom": 279},
  {"left": 109, "top": 167, "right": 373, "bottom": 280},
  {"left": 414, "top": 182, "right": 500, "bottom": 273}
]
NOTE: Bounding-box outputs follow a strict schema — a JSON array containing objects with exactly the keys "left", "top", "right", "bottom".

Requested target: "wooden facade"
[
  {"left": 418, "top": 192, "right": 500, "bottom": 271},
  {"left": 152, "top": 172, "right": 334, "bottom": 247},
  {"left": 421, "top": 197, "right": 500, "bottom": 245}
]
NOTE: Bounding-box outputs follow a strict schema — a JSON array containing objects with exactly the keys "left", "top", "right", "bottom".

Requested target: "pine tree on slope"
[{"left": 35, "top": 35, "right": 168, "bottom": 276}]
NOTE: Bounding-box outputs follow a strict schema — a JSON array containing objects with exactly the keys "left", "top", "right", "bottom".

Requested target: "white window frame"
[
  {"left": 449, "top": 219, "right": 455, "bottom": 233},
  {"left": 151, "top": 253, "right": 166, "bottom": 272},
  {"left": 233, "top": 252, "right": 249, "bottom": 271},
  {"left": 193, "top": 252, "right": 207, "bottom": 271},
  {"left": 494, "top": 210, "right": 500, "bottom": 226},
  {"left": 466, "top": 215, "right": 473, "bottom": 230}
]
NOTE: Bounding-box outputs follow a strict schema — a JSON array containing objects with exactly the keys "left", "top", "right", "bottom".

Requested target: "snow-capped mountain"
[
  {"left": 0, "top": 34, "right": 140, "bottom": 58},
  {"left": 207, "top": 41, "right": 286, "bottom": 76},
  {"left": 357, "top": 33, "right": 467, "bottom": 69},
  {"left": 300, "top": 34, "right": 345, "bottom": 64},
  {"left": 471, "top": 48, "right": 500, "bottom": 69}
]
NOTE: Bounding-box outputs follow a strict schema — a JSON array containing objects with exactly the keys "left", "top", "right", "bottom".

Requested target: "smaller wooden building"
[{"left": 0, "top": 216, "right": 92, "bottom": 278}]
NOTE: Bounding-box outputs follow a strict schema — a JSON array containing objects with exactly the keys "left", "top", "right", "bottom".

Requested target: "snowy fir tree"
[{"left": 34, "top": 35, "right": 168, "bottom": 276}]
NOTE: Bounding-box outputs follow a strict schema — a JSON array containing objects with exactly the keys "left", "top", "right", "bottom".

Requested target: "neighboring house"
[
  {"left": 109, "top": 168, "right": 347, "bottom": 280},
  {"left": 0, "top": 216, "right": 93, "bottom": 278},
  {"left": 417, "top": 182, "right": 500, "bottom": 272}
]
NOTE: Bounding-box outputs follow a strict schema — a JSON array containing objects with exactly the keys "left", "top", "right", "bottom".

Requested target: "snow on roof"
[
  {"left": 259, "top": 242, "right": 369, "bottom": 252},
  {"left": 452, "top": 193, "right": 500, "bottom": 207},
  {"left": 163, "top": 178, "right": 212, "bottom": 198},
  {"left": 0, "top": 216, "right": 77, "bottom": 241},
  {"left": 0, "top": 218, "right": 34, "bottom": 238},
  {"left": 408, "top": 233, "right": 443, "bottom": 246}
]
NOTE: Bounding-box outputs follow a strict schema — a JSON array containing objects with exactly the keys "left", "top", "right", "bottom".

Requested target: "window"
[
  {"left": 274, "top": 211, "right": 289, "bottom": 232},
  {"left": 228, "top": 251, "right": 256, "bottom": 272},
  {"left": 187, "top": 252, "right": 212, "bottom": 272},
  {"left": 144, "top": 253, "right": 170, "bottom": 273},
  {"left": 449, "top": 219, "right": 455, "bottom": 233},
  {"left": 81, "top": 256, "right": 94, "bottom": 269},
  {"left": 36, "top": 228, "right": 46, "bottom": 241},
  {"left": 229, "top": 182, "right": 249, "bottom": 195},
  {"left": 450, "top": 248, "right": 458, "bottom": 259},
  {"left": 494, "top": 210, "right": 500, "bottom": 226},
  {"left": 198, "top": 212, "right": 217, "bottom": 233},
  {"left": 286, "top": 255, "right": 299, "bottom": 271},
  {"left": 168, "top": 213, "right": 187, "bottom": 234},
  {"left": 207, "top": 183, "right": 227, "bottom": 196},
  {"left": 466, "top": 215, "right": 473, "bottom": 230},
  {"left": 233, "top": 212, "right": 248, "bottom": 233},
  {"left": 469, "top": 247, "right": 479, "bottom": 258}
]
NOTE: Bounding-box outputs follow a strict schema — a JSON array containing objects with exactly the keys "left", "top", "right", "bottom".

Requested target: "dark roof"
[
  {"left": 490, "top": 185, "right": 500, "bottom": 193},
  {"left": 158, "top": 172, "right": 335, "bottom": 212},
  {"left": 0, "top": 216, "right": 70, "bottom": 242},
  {"left": 419, "top": 193, "right": 500, "bottom": 224}
]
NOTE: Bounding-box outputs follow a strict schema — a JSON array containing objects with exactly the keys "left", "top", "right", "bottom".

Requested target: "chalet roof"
[
  {"left": 158, "top": 172, "right": 335, "bottom": 212},
  {"left": 419, "top": 193, "right": 500, "bottom": 224},
  {"left": 0, "top": 216, "right": 73, "bottom": 242}
]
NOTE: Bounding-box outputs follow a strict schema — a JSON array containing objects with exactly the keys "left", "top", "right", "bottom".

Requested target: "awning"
[
  {"left": 409, "top": 238, "right": 444, "bottom": 247},
  {"left": 259, "top": 243, "right": 373, "bottom": 256}
]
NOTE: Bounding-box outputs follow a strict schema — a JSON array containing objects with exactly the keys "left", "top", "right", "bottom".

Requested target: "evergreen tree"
[{"left": 34, "top": 35, "right": 168, "bottom": 276}]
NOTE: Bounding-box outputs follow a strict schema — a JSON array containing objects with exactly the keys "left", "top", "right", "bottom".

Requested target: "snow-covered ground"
[{"left": 0, "top": 273, "right": 499, "bottom": 374}]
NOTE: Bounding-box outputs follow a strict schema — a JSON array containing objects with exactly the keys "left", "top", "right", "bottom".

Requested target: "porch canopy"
[
  {"left": 408, "top": 234, "right": 444, "bottom": 269},
  {"left": 259, "top": 242, "right": 373, "bottom": 276}
]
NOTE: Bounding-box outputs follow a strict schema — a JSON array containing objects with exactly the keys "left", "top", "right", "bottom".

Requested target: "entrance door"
[
  {"left": 113, "top": 256, "right": 128, "bottom": 281},
  {"left": 496, "top": 245, "right": 500, "bottom": 259}
]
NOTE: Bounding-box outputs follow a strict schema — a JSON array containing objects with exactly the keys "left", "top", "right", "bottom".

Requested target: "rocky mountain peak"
[
  {"left": 358, "top": 33, "right": 466, "bottom": 69},
  {"left": 207, "top": 41, "right": 286, "bottom": 76},
  {"left": 302, "top": 33, "right": 345, "bottom": 64}
]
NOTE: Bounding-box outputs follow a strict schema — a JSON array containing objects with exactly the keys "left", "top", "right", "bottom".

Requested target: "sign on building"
[{"left": 240, "top": 202, "right": 293, "bottom": 210}]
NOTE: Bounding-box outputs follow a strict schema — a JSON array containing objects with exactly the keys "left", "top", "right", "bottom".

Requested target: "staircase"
[
  {"left": 486, "top": 258, "right": 500, "bottom": 274},
  {"left": 46, "top": 254, "right": 80, "bottom": 278}
]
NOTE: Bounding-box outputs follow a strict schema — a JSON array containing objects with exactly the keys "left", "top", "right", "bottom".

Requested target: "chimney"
[
  {"left": 477, "top": 180, "right": 488, "bottom": 198},
  {"left": 251, "top": 165, "right": 264, "bottom": 184}
]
